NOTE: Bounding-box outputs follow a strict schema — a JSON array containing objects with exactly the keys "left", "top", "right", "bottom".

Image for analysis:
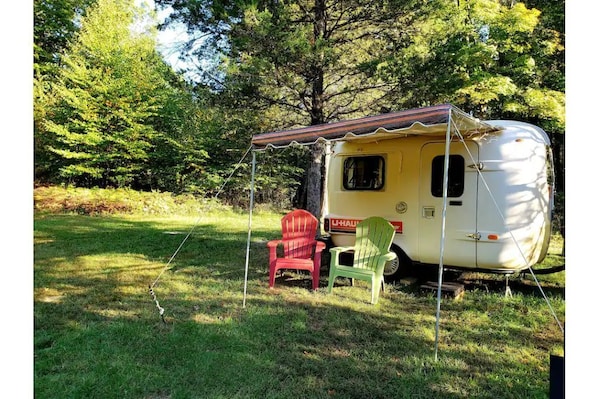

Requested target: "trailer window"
[
  {"left": 343, "top": 156, "right": 385, "bottom": 190},
  {"left": 431, "top": 155, "right": 465, "bottom": 197}
]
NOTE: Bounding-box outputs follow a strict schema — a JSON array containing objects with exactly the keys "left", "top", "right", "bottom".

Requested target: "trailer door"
[{"left": 418, "top": 141, "right": 479, "bottom": 267}]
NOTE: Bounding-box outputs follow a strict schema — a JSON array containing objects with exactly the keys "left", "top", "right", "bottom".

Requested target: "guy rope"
[{"left": 148, "top": 146, "right": 253, "bottom": 323}]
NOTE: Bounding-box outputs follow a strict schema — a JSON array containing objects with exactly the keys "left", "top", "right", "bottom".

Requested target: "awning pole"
[
  {"left": 243, "top": 151, "right": 257, "bottom": 308},
  {"left": 320, "top": 143, "right": 332, "bottom": 234},
  {"left": 434, "top": 111, "right": 453, "bottom": 361}
]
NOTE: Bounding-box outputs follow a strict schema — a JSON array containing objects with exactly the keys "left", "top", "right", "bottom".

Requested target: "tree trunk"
[
  {"left": 304, "top": 0, "right": 327, "bottom": 227},
  {"left": 306, "top": 142, "right": 324, "bottom": 220}
]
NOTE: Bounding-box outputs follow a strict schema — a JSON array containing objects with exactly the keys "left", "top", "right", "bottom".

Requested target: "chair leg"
[
  {"left": 269, "top": 264, "right": 277, "bottom": 288},
  {"left": 327, "top": 274, "right": 336, "bottom": 294},
  {"left": 312, "top": 265, "right": 320, "bottom": 291},
  {"left": 372, "top": 277, "right": 383, "bottom": 304}
]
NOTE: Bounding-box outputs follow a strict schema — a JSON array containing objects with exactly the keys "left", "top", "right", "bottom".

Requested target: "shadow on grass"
[
  {"left": 34, "top": 293, "right": 561, "bottom": 398},
  {"left": 34, "top": 215, "right": 563, "bottom": 399}
]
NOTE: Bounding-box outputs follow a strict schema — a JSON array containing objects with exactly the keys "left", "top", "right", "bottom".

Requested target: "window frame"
[
  {"left": 430, "top": 154, "right": 465, "bottom": 198},
  {"left": 342, "top": 155, "right": 385, "bottom": 191}
]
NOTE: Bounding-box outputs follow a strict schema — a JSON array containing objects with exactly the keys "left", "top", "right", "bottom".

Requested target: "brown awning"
[{"left": 251, "top": 104, "right": 499, "bottom": 150}]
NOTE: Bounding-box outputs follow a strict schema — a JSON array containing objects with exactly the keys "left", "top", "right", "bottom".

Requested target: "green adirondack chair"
[{"left": 327, "top": 216, "right": 397, "bottom": 304}]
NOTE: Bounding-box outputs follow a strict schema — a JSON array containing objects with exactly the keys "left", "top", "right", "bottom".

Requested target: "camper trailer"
[
  {"left": 251, "top": 104, "right": 555, "bottom": 279},
  {"left": 322, "top": 120, "right": 554, "bottom": 279}
]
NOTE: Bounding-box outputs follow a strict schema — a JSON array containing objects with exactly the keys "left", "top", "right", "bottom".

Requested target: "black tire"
[{"left": 383, "top": 244, "right": 412, "bottom": 282}]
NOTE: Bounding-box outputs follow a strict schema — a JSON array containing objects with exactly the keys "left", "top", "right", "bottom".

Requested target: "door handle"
[{"left": 466, "top": 233, "right": 481, "bottom": 240}]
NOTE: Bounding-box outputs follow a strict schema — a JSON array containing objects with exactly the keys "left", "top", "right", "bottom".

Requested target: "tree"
[
  {"left": 40, "top": 0, "right": 209, "bottom": 190},
  {"left": 34, "top": 0, "right": 96, "bottom": 181},
  {"left": 157, "top": 0, "right": 420, "bottom": 217},
  {"left": 375, "top": 0, "right": 564, "bottom": 229},
  {"left": 34, "top": 0, "right": 95, "bottom": 75},
  {"left": 377, "top": 0, "right": 564, "bottom": 127},
  {"left": 378, "top": 0, "right": 564, "bottom": 195},
  {"left": 157, "top": 0, "right": 564, "bottom": 214}
]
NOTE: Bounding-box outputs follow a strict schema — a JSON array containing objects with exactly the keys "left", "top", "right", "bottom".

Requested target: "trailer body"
[{"left": 322, "top": 120, "right": 554, "bottom": 275}]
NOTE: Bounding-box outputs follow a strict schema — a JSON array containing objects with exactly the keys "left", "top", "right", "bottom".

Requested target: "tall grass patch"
[{"left": 34, "top": 186, "right": 232, "bottom": 216}]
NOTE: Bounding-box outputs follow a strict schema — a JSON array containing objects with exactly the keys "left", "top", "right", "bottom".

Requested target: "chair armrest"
[
  {"left": 315, "top": 241, "right": 326, "bottom": 253},
  {"left": 267, "top": 240, "right": 283, "bottom": 249},
  {"left": 381, "top": 251, "right": 398, "bottom": 262},
  {"left": 267, "top": 240, "right": 282, "bottom": 262},
  {"left": 329, "top": 246, "right": 354, "bottom": 266},
  {"left": 330, "top": 246, "right": 355, "bottom": 267},
  {"left": 373, "top": 251, "right": 398, "bottom": 275},
  {"left": 329, "top": 246, "right": 354, "bottom": 255}
]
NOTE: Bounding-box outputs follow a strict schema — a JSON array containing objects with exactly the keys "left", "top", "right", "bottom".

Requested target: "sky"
[
  {"left": 141, "top": 0, "right": 204, "bottom": 82},
  {"left": 152, "top": 3, "right": 191, "bottom": 70}
]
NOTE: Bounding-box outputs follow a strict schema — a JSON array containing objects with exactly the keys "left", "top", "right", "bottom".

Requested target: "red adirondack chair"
[{"left": 267, "top": 209, "right": 326, "bottom": 290}]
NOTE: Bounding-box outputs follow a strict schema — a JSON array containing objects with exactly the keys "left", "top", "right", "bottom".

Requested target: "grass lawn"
[{"left": 34, "top": 208, "right": 565, "bottom": 399}]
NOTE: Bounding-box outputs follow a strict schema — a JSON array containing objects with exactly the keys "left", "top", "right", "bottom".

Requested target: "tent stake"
[{"left": 505, "top": 275, "right": 512, "bottom": 298}]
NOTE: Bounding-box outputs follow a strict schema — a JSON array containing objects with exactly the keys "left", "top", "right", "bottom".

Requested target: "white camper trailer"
[{"left": 251, "top": 104, "right": 555, "bottom": 279}]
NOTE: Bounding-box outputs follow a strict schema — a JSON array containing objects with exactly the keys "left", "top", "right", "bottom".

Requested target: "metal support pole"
[
  {"left": 434, "top": 111, "right": 453, "bottom": 361},
  {"left": 320, "top": 143, "right": 332, "bottom": 235},
  {"left": 243, "top": 151, "right": 257, "bottom": 308}
]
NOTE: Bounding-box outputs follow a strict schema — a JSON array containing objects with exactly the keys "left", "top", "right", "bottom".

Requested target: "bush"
[{"left": 33, "top": 185, "right": 229, "bottom": 216}]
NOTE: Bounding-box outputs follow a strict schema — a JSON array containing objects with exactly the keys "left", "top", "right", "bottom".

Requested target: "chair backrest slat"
[
  {"left": 353, "top": 217, "right": 395, "bottom": 270},
  {"left": 281, "top": 210, "right": 318, "bottom": 259}
]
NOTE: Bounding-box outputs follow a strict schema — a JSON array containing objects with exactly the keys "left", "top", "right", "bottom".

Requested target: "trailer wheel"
[
  {"left": 384, "top": 257, "right": 400, "bottom": 278},
  {"left": 384, "top": 245, "right": 412, "bottom": 282}
]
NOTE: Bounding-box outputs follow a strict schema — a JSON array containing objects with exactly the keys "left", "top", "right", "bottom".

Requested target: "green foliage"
[
  {"left": 35, "top": 0, "right": 565, "bottom": 208},
  {"left": 34, "top": 185, "right": 229, "bottom": 215},
  {"left": 157, "top": 0, "right": 427, "bottom": 212},
  {"left": 378, "top": 0, "right": 564, "bottom": 133},
  {"left": 38, "top": 0, "right": 211, "bottom": 191},
  {"left": 34, "top": 0, "right": 95, "bottom": 75},
  {"left": 43, "top": 0, "right": 162, "bottom": 186},
  {"left": 156, "top": 0, "right": 564, "bottom": 210},
  {"left": 221, "top": 0, "right": 421, "bottom": 124}
]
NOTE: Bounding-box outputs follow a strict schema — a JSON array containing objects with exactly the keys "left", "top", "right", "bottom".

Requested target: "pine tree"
[{"left": 44, "top": 0, "right": 178, "bottom": 187}]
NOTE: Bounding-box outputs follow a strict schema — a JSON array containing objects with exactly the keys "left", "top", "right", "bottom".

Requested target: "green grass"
[{"left": 34, "top": 188, "right": 565, "bottom": 399}]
